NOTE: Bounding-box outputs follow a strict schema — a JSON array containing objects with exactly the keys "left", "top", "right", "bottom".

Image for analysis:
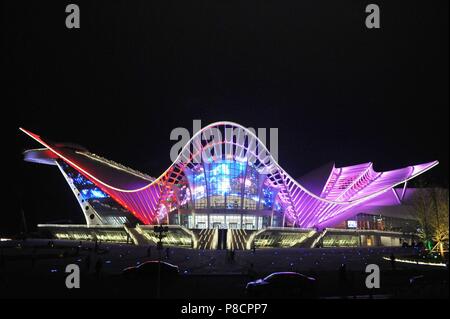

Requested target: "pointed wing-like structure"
[{"left": 20, "top": 122, "right": 438, "bottom": 229}]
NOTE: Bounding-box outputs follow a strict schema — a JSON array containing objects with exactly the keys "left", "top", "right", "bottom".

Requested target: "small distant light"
[
  {"left": 50, "top": 269, "right": 58, "bottom": 273},
  {"left": 105, "top": 260, "right": 111, "bottom": 264}
]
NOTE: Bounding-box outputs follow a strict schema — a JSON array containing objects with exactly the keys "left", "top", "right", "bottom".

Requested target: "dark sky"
[{"left": 2, "top": 0, "right": 448, "bottom": 235}]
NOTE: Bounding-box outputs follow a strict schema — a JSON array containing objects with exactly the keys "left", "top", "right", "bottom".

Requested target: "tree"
[
  {"left": 430, "top": 188, "right": 449, "bottom": 257},
  {"left": 412, "top": 187, "right": 449, "bottom": 256},
  {"left": 412, "top": 188, "right": 434, "bottom": 245}
]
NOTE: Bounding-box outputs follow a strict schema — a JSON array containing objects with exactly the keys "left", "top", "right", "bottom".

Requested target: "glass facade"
[
  {"left": 189, "top": 165, "right": 208, "bottom": 209},
  {"left": 337, "top": 213, "right": 419, "bottom": 233},
  {"left": 179, "top": 160, "right": 283, "bottom": 229},
  {"left": 186, "top": 160, "right": 278, "bottom": 211},
  {"left": 58, "top": 161, "right": 138, "bottom": 224},
  {"left": 322, "top": 235, "right": 360, "bottom": 247},
  {"left": 187, "top": 213, "right": 267, "bottom": 229},
  {"left": 62, "top": 162, "right": 108, "bottom": 200}
]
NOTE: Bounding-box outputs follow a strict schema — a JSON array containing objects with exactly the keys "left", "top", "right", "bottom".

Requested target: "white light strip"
[
  {"left": 382, "top": 256, "right": 446, "bottom": 267},
  {"left": 20, "top": 124, "right": 439, "bottom": 207}
]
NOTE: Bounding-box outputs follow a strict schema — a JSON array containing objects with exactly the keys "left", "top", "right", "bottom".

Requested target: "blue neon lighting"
[
  {"left": 80, "top": 188, "right": 108, "bottom": 200},
  {"left": 60, "top": 162, "right": 110, "bottom": 201},
  {"left": 186, "top": 160, "right": 278, "bottom": 210}
]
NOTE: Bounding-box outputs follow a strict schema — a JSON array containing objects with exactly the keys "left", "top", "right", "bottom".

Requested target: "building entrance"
[{"left": 187, "top": 213, "right": 264, "bottom": 230}]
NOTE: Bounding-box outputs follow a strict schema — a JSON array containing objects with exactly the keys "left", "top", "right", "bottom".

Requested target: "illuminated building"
[{"left": 20, "top": 122, "right": 438, "bottom": 248}]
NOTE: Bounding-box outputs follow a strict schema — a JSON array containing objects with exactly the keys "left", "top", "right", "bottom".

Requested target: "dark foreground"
[{"left": 0, "top": 239, "right": 447, "bottom": 299}]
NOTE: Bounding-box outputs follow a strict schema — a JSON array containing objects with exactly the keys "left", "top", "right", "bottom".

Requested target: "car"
[
  {"left": 122, "top": 260, "right": 179, "bottom": 280},
  {"left": 246, "top": 272, "right": 317, "bottom": 298}
]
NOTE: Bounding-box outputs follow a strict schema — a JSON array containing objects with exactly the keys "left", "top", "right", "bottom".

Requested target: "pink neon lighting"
[{"left": 20, "top": 124, "right": 438, "bottom": 228}]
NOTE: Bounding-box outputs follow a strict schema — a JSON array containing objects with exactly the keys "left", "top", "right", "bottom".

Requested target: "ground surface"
[{"left": 0, "top": 239, "right": 448, "bottom": 298}]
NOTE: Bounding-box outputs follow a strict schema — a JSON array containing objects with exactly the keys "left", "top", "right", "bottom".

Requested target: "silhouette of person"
[
  {"left": 338, "top": 263, "right": 347, "bottom": 296},
  {"left": 85, "top": 254, "right": 91, "bottom": 272},
  {"left": 390, "top": 253, "right": 396, "bottom": 270},
  {"left": 339, "top": 264, "right": 347, "bottom": 281}
]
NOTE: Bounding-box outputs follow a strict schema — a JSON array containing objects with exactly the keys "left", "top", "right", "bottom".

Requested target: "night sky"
[{"left": 3, "top": 0, "right": 448, "bottom": 236}]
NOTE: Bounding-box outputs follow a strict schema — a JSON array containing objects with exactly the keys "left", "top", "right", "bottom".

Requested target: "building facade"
[{"left": 21, "top": 122, "right": 437, "bottom": 248}]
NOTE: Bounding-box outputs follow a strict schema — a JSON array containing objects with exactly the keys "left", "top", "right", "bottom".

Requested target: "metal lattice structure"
[{"left": 20, "top": 122, "right": 438, "bottom": 229}]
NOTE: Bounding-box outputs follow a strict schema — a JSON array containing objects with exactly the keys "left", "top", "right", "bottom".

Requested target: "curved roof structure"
[{"left": 20, "top": 122, "right": 438, "bottom": 229}]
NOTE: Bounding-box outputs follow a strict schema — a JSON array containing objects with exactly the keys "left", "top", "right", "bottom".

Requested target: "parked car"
[
  {"left": 122, "top": 261, "right": 179, "bottom": 280},
  {"left": 246, "top": 272, "right": 317, "bottom": 298}
]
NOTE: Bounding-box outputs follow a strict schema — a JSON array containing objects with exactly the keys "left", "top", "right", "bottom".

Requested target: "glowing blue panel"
[
  {"left": 186, "top": 160, "right": 276, "bottom": 210},
  {"left": 80, "top": 188, "right": 108, "bottom": 200}
]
